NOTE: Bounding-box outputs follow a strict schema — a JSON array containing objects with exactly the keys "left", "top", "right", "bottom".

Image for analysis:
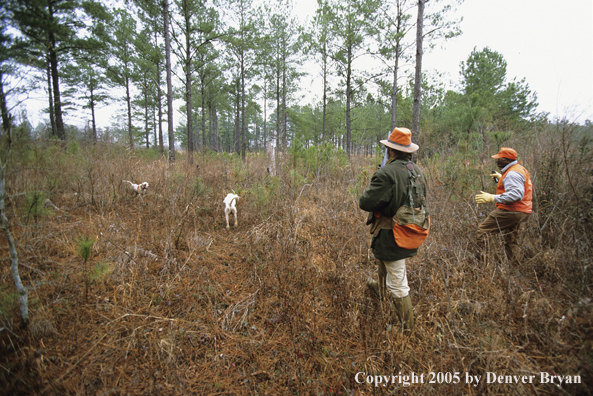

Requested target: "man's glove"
[
  {"left": 475, "top": 191, "right": 495, "bottom": 204},
  {"left": 490, "top": 171, "right": 502, "bottom": 182}
]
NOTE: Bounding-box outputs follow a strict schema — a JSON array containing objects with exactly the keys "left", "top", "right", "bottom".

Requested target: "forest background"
[{"left": 1, "top": 0, "right": 592, "bottom": 395}]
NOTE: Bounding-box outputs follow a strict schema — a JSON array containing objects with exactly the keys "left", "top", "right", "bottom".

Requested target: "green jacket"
[{"left": 359, "top": 153, "right": 428, "bottom": 261}]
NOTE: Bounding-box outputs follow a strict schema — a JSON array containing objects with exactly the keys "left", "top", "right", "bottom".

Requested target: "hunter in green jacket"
[
  {"left": 359, "top": 127, "right": 428, "bottom": 334},
  {"left": 359, "top": 154, "right": 427, "bottom": 261}
]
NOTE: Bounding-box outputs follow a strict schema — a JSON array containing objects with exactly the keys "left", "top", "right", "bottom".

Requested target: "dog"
[
  {"left": 223, "top": 193, "right": 240, "bottom": 229},
  {"left": 123, "top": 180, "right": 149, "bottom": 203}
]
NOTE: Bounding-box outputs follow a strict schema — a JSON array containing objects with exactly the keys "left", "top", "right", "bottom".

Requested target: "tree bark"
[
  {"left": 241, "top": 56, "right": 246, "bottom": 161},
  {"left": 46, "top": 62, "right": 57, "bottom": 138},
  {"left": 47, "top": 2, "right": 65, "bottom": 140},
  {"left": 90, "top": 87, "right": 97, "bottom": 142},
  {"left": 164, "top": 0, "right": 175, "bottom": 162},
  {"left": 411, "top": 0, "right": 424, "bottom": 145},
  {"left": 346, "top": 44, "right": 352, "bottom": 156},
  {"left": 185, "top": 33, "right": 194, "bottom": 164},
  {"left": 126, "top": 75, "right": 133, "bottom": 148},
  {"left": 201, "top": 79, "right": 207, "bottom": 150},
  {"left": 156, "top": 32, "right": 164, "bottom": 156}
]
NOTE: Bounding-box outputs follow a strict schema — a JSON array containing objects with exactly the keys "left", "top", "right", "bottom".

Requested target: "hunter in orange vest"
[{"left": 475, "top": 147, "right": 533, "bottom": 265}]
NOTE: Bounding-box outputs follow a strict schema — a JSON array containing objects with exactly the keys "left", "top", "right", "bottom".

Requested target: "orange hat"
[
  {"left": 380, "top": 127, "right": 419, "bottom": 153},
  {"left": 492, "top": 147, "right": 517, "bottom": 160}
]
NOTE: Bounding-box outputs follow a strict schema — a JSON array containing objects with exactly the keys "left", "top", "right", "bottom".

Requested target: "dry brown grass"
[{"left": 0, "top": 135, "right": 591, "bottom": 395}]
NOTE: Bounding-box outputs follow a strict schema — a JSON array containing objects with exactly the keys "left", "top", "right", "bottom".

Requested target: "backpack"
[{"left": 392, "top": 161, "right": 430, "bottom": 249}]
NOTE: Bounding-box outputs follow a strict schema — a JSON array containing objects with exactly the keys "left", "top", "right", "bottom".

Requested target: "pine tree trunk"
[
  {"left": 241, "top": 57, "right": 246, "bottom": 162},
  {"left": 411, "top": 0, "right": 424, "bottom": 145},
  {"left": 186, "top": 56, "right": 193, "bottom": 164},
  {"left": 126, "top": 76, "right": 133, "bottom": 149},
  {"left": 46, "top": 63, "right": 57, "bottom": 138},
  {"left": 164, "top": 0, "right": 175, "bottom": 162},
  {"left": 90, "top": 87, "right": 97, "bottom": 142},
  {"left": 201, "top": 80, "right": 207, "bottom": 150},
  {"left": 47, "top": 9, "right": 65, "bottom": 141},
  {"left": 156, "top": 32, "right": 164, "bottom": 156},
  {"left": 346, "top": 45, "right": 352, "bottom": 156}
]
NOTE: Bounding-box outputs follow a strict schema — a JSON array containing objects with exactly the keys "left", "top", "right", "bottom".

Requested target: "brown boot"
[{"left": 392, "top": 295, "right": 414, "bottom": 334}]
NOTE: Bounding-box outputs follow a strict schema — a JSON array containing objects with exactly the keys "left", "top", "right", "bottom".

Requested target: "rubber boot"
[{"left": 392, "top": 295, "right": 414, "bottom": 334}]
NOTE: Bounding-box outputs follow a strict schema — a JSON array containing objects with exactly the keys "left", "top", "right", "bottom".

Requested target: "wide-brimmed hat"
[
  {"left": 380, "top": 127, "right": 419, "bottom": 153},
  {"left": 491, "top": 147, "right": 517, "bottom": 160}
]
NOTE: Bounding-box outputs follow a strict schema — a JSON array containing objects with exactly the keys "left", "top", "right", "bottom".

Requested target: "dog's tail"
[{"left": 123, "top": 180, "right": 132, "bottom": 185}]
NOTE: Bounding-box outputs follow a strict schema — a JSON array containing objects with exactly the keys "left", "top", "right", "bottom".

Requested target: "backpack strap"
[{"left": 396, "top": 160, "right": 428, "bottom": 219}]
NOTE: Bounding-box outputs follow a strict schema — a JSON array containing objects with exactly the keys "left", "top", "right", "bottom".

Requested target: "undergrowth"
[{"left": 0, "top": 122, "right": 592, "bottom": 395}]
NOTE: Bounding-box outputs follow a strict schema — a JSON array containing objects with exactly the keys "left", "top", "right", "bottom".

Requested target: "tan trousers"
[
  {"left": 378, "top": 259, "right": 409, "bottom": 298},
  {"left": 477, "top": 209, "right": 530, "bottom": 264}
]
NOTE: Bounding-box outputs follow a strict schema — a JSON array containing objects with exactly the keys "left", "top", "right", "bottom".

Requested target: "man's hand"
[
  {"left": 475, "top": 191, "right": 495, "bottom": 204},
  {"left": 490, "top": 171, "right": 502, "bottom": 182}
]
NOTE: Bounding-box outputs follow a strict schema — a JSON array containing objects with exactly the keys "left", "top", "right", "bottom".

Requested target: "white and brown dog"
[
  {"left": 123, "top": 180, "right": 149, "bottom": 202},
  {"left": 223, "top": 193, "right": 240, "bottom": 229}
]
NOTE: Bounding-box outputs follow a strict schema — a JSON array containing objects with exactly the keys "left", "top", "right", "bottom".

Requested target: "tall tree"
[
  {"left": 461, "top": 47, "right": 538, "bottom": 130},
  {"left": 266, "top": 0, "right": 304, "bottom": 150},
  {"left": 64, "top": 59, "right": 110, "bottom": 142},
  {"left": 375, "top": 0, "right": 415, "bottom": 129},
  {"left": 195, "top": 42, "right": 221, "bottom": 149},
  {"left": 172, "top": 0, "right": 201, "bottom": 163},
  {"left": 163, "top": 0, "right": 175, "bottom": 162},
  {"left": 411, "top": 0, "right": 462, "bottom": 143},
  {"left": 107, "top": 9, "right": 138, "bottom": 148},
  {"left": 172, "top": 0, "right": 220, "bottom": 161},
  {"left": 62, "top": 9, "right": 112, "bottom": 144},
  {"left": 132, "top": 27, "right": 161, "bottom": 149},
  {"left": 411, "top": 0, "right": 424, "bottom": 144},
  {"left": 226, "top": 0, "right": 259, "bottom": 161},
  {"left": 133, "top": 0, "right": 166, "bottom": 155},
  {"left": 328, "top": 0, "right": 379, "bottom": 155},
  {"left": 309, "top": 0, "right": 332, "bottom": 140},
  {"left": 8, "top": 0, "right": 109, "bottom": 140}
]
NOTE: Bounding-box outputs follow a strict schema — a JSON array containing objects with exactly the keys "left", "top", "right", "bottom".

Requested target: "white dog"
[
  {"left": 223, "top": 193, "right": 240, "bottom": 229},
  {"left": 123, "top": 180, "right": 149, "bottom": 202}
]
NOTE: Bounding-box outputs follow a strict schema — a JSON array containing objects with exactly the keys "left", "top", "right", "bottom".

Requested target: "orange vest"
[{"left": 496, "top": 164, "right": 532, "bottom": 213}]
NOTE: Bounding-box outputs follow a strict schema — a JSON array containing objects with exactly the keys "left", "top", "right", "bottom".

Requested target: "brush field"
[{"left": 1, "top": 135, "right": 592, "bottom": 395}]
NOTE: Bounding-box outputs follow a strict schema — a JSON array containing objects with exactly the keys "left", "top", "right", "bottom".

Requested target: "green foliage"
[
  {"left": 90, "top": 261, "right": 113, "bottom": 282},
  {"left": 66, "top": 140, "right": 81, "bottom": 155},
  {"left": 232, "top": 158, "right": 249, "bottom": 182},
  {"left": 191, "top": 177, "right": 209, "bottom": 197},
  {"left": 348, "top": 164, "right": 372, "bottom": 197},
  {"left": 288, "top": 141, "right": 349, "bottom": 180},
  {"left": 461, "top": 47, "right": 538, "bottom": 126},
  {"left": 168, "top": 168, "right": 186, "bottom": 188},
  {"left": 76, "top": 236, "right": 95, "bottom": 263},
  {"left": 23, "top": 192, "right": 51, "bottom": 222},
  {"left": 135, "top": 147, "right": 163, "bottom": 161},
  {"left": 288, "top": 169, "right": 306, "bottom": 191},
  {"left": 491, "top": 130, "right": 514, "bottom": 147},
  {"left": 426, "top": 150, "right": 489, "bottom": 200},
  {"left": 248, "top": 179, "right": 279, "bottom": 213}
]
